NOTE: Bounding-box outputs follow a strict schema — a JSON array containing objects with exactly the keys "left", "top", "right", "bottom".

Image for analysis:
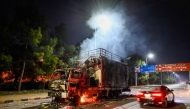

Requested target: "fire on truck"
[{"left": 48, "top": 48, "right": 130, "bottom": 105}]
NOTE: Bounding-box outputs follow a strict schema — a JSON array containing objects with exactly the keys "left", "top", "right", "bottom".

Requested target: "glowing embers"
[{"left": 80, "top": 94, "right": 97, "bottom": 103}]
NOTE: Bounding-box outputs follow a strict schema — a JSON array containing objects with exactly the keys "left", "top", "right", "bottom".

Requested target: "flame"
[
  {"left": 0, "top": 71, "right": 50, "bottom": 83},
  {"left": 81, "top": 95, "right": 86, "bottom": 103},
  {"left": 80, "top": 94, "right": 98, "bottom": 103},
  {"left": 1, "top": 71, "right": 14, "bottom": 83}
]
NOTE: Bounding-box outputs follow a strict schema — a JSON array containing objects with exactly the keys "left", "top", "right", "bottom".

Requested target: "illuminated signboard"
[
  {"left": 140, "top": 65, "right": 156, "bottom": 72},
  {"left": 135, "top": 66, "right": 140, "bottom": 72},
  {"left": 156, "top": 63, "right": 190, "bottom": 72},
  {"left": 134, "top": 63, "right": 190, "bottom": 73},
  {"left": 134, "top": 65, "right": 156, "bottom": 72}
]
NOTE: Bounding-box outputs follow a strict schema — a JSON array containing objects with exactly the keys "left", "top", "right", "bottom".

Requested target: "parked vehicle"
[
  {"left": 136, "top": 85, "right": 175, "bottom": 108},
  {"left": 48, "top": 48, "right": 131, "bottom": 106}
]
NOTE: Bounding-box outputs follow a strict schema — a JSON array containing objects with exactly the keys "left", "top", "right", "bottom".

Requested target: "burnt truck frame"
[{"left": 48, "top": 48, "right": 130, "bottom": 105}]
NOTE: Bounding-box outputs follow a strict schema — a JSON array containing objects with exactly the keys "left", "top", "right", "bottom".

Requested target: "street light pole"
[
  {"left": 145, "top": 57, "right": 149, "bottom": 85},
  {"left": 145, "top": 53, "right": 154, "bottom": 85},
  {"left": 146, "top": 58, "right": 148, "bottom": 65},
  {"left": 189, "top": 71, "right": 190, "bottom": 83},
  {"left": 161, "top": 72, "right": 162, "bottom": 85},
  {"left": 135, "top": 72, "right": 137, "bottom": 86}
]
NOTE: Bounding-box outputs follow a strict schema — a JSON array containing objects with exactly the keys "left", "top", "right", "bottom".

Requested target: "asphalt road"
[{"left": 0, "top": 84, "right": 190, "bottom": 109}]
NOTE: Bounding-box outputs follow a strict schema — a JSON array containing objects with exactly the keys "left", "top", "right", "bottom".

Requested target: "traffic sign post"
[
  {"left": 133, "top": 62, "right": 190, "bottom": 85},
  {"left": 135, "top": 66, "right": 140, "bottom": 72},
  {"left": 145, "top": 72, "right": 149, "bottom": 76},
  {"left": 135, "top": 63, "right": 190, "bottom": 72},
  {"left": 140, "top": 65, "right": 156, "bottom": 72}
]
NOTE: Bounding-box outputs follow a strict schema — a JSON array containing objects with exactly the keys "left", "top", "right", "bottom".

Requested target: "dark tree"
[
  {"left": 10, "top": 0, "right": 47, "bottom": 91},
  {"left": 0, "top": 15, "right": 13, "bottom": 82}
]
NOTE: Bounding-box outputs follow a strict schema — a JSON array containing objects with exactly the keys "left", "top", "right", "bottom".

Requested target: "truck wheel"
[
  {"left": 73, "top": 95, "right": 81, "bottom": 106},
  {"left": 108, "top": 92, "right": 113, "bottom": 99},
  {"left": 115, "top": 92, "right": 119, "bottom": 98},
  {"left": 113, "top": 92, "right": 119, "bottom": 98},
  {"left": 139, "top": 102, "right": 144, "bottom": 107}
]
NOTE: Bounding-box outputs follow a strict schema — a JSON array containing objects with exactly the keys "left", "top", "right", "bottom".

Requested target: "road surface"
[{"left": 0, "top": 84, "right": 190, "bottom": 109}]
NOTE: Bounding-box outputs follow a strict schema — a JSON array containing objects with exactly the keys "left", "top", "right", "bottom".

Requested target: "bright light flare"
[
  {"left": 87, "top": 11, "right": 116, "bottom": 32},
  {"left": 147, "top": 53, "right": 154, "bottom": 58},
  {"left": 96, "top": 14, "right": 111, "bottom": 30}
]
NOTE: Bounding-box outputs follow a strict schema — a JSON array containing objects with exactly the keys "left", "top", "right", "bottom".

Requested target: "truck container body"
[{"left": 83, "top": 55, "right": 128, "bottom": 88}]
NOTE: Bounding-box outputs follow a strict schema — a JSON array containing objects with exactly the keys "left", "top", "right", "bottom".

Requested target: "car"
[{"left": 136, "top": 85, "right": 175, "bottom": 108}]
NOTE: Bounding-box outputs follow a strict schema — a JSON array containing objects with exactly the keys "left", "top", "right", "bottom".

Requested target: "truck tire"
[
  {"left": 111, "top": 91, "right": 119, "bottom": 98},
  {"left": 139, "top": 102, "right": 144, "bottom": 107},
  {"left": 73, "top": 95, "right": 81, "bottom": 106},
  {"left": 108, "top": 92, "right": 113, "bottom": 99},
  {"left": 114, "top": 92, "right": 119, "bottom": 98}
]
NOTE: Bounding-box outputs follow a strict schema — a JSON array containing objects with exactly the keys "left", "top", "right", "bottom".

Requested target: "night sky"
[{"left": 1, "top": 0, "right": 190, "bottom": 81}]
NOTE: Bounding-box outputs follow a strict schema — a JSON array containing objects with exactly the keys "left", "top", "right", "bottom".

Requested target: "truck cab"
[{"left": 48, "top": 68, "right": 90, "bottom": 102}]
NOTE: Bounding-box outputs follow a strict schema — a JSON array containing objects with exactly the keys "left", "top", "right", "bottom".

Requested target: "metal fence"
[{"left": 82, "top": 48, "right": 124, "bottom": 62}]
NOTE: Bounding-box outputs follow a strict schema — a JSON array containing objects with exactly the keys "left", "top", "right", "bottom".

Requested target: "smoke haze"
[{"left": 79, "top": 8, "right": 148, "bottom": 62}]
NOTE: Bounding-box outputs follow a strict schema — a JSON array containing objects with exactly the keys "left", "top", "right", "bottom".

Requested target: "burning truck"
[{"left": 48, "top": 48, "right": 131, "bottom": 105}]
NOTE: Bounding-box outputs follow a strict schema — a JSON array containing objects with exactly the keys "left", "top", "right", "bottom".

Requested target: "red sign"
[{"left": 156, "top": 63, "right": 190, "bottom": 72}]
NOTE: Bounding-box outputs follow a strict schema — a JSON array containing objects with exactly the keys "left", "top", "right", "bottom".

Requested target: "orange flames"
[
  {"left": 1, "top": 71, "right": 14, "bottom": 83},
  {"left": 81, "top": 95, "right": 86, "bottom": 103},
  {"left": 34, "top": 76, "right": 50, "bottom": 82},
  {"left": 0, "top": 71, "right": 50, "bottom": 83},
  {"left": 80, "top": 94, "right": 97, "bottom": 103}
]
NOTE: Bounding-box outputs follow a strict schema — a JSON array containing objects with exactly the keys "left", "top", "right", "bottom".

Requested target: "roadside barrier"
[{"left": 0, "top": 96, "right": 51, "bottom": 104}]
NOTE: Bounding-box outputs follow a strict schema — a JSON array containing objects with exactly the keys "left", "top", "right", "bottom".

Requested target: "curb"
[{"left": 0, "top": 96, "right": 51, "bottom": 104}]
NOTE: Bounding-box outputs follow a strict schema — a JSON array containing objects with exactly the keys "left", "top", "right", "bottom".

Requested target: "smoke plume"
[{"left": 79, "top": 8, "right": 148, "bottom": 62}]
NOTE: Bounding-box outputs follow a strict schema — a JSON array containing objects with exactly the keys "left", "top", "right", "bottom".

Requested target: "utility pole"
[
  {"left": 134, "top": 66, "right": 140, "bottom": 86},
  {"left": 189, "top": 71, "right": 190, "bottom": 82},
  {"left": 189, "top": 71, "right": 190, "bottom": 90},
  {"left": 146, "top": 58, "right": 149, "bottom": 85},
  {"left": 161, "top": 73, "right": 162, "bottom": 85},
  {"left": 135, "top": 72, "right": 137, "bottom": 86}
]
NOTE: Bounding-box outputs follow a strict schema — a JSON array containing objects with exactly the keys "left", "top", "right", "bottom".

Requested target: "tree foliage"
[
  {"left": 0, "top": 15, "right": 13, "bottom": 73},
  {"left": 53, "top": 23, "right": 80, "bottom": 68},
  {"left": 42, "top": 55, "right": 59, "bottom": 76},
  {"left": 34, "top": 40, "right": 58, "bottom": 76},
  {"left": 54, "top": 23, "right": 68, "bottom": 47},
  {"left": 149, "top": 72, "right": 160, "bottom": 84},
  {"left": 0, "top": 0, "right": 106, "bottom": 91},
  {"left": 127, "top": 53, "right": 145, "bottom": 86},
  {"left": 9, "top": 0, "right": 48, "bottom": 91},
  {"left": 54, "top": 23, "right": 68, "bottom": 57},
  {"left": 29, "top": 27, "right": 42, "bottom": 46}
]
